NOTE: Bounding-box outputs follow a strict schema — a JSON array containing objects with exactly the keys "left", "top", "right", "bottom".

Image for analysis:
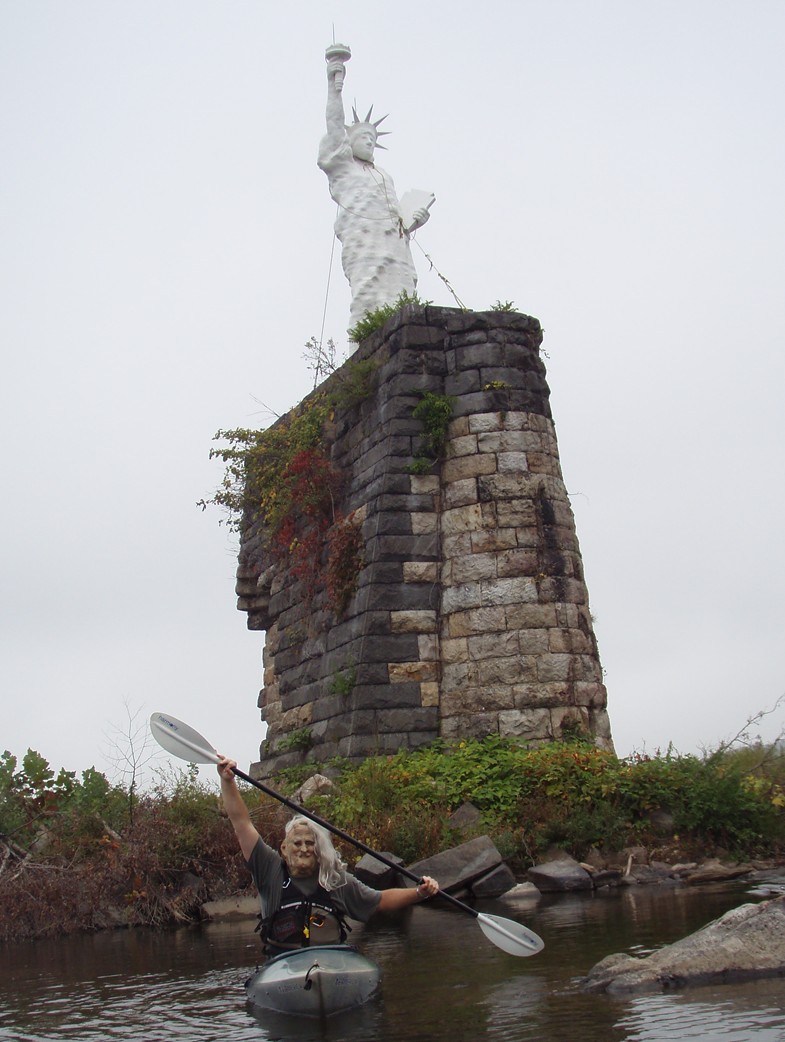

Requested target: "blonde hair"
[{"left": 284, "top": 815, "right": 348, "bottom": 891}]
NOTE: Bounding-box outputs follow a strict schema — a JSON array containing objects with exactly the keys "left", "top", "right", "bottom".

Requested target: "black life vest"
[{"left": 258, "top": 868, "right": 350, "bottom": 956}]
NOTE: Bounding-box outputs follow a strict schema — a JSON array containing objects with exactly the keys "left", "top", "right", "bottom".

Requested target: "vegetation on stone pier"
[
  {"left": 347, "top": 289, "right": 430, "bottom": 343},
  {"left": 1, "top": 732, "right": 783, "bottom": 941}
]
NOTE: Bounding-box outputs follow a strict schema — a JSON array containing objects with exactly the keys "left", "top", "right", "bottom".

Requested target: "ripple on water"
[{"left": 2, "top": 885, "right": 785, "bottom": 1042}]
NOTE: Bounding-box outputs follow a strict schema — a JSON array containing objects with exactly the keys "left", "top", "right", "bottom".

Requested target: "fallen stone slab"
[
  {"left": 683, "top": 861, "right": 752, "bottom": 886},
  {"left": 201, "top": 896, "right": 259, "bottom": 920},
  {"left": 581, "top": 894, "right": 785, "bottom": 994},
  {"left": 497, "top": 882, "right": 541, "bottom": 906},
  {"left": 448, "top": 801, "right": 482, "bottom": 832},
  {"left": 468, "top": 862, "right": 517, "bottom": 899},
  {"left": 354, "top": 851, "right": 404, "bottom": 889},
  {"left": 527, "top": 858, "right": 593, "bottom": 892},
  {"left": 407, "top": 835, "right": 503, "bottom": 892}
]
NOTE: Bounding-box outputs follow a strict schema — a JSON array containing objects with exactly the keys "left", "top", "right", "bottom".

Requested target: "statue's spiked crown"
[{"left": 347, "top": 105, "right": 390, "bottom": 149}]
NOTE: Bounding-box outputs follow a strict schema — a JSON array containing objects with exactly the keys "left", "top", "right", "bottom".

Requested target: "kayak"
[{"left": 244, "top": 944, "right": 381, "bottom": 1018}]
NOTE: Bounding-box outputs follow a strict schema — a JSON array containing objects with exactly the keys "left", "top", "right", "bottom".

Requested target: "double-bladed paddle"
[{"left": 150, "top": 711, "right": 544, "bottom": 958}]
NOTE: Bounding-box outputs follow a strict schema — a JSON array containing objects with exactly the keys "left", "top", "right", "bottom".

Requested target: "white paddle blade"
[
  {"left": 477, "top": 912, "right": 544, "bottom": 957},
  {"left": 150, "top": 713, "right": 220, "bottom": 765}
]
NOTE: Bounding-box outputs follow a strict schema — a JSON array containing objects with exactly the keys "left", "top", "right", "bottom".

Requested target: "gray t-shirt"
[{"left": 247, "top": 836, "right": 382, "bottom": 923}]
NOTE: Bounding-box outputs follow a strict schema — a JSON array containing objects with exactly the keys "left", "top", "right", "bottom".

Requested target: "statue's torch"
[{"left": 325, "top": 42, "right": 351, "bottom": 91}]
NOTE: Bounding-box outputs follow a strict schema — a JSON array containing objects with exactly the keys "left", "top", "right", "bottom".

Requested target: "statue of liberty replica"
[{"left": 318, "top": 44, "right": 434, "bottom": 328}]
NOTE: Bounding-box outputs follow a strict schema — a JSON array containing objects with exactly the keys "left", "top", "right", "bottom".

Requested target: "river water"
[{"left": 1, "top": 879, "right": 784, "bottom": 1042}]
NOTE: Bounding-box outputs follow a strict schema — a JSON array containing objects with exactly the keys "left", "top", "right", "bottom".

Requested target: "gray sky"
[{"left": 2, "top": 1, "right": 784, "bottom": 785}]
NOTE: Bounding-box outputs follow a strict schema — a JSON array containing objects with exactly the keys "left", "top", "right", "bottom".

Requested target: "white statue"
[{"left": 318, "top": 44, "right": 435, "bottom": 330}]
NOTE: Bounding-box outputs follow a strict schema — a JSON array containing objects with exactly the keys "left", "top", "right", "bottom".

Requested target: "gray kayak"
[{"left": 244, "top": 944, "right": 381, "bottom": 1018}]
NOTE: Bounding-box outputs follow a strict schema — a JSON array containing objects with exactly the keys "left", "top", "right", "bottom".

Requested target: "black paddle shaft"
[{"left": 232, "top": 766, "right": 480, "bottom": 921}]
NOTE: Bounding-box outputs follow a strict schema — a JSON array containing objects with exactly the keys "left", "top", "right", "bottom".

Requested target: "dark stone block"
[
  {"left": 369, "top": 534, "right": 439, "bottom": 559},
  {"left": 365, "top": 512, "right": 413, "bottom": 536},
  {"left": 359, "top": 633, "right": 421, "bottom": 662},
  {"left": 384, "top": 373, "right": 445, "bottom": 398},
  {"left": 358, "top": 583, "right": 438, "bottom": 612},
  {"left": 408, "top": 836, "right": 503, "bottom": 891},
  {"left": 470, "top": 863, "right": 517, "bottom": 898},
  {"left": 357, "top": 562, "right": 404, "bottom": 586},
  {"left": 376, "top": 707, "right": 439, "bottom": 732},
  {"left": 351, "top": 682, "right": 424, "bottom": 710},
  {"left": 444, "top": 369, "right": 482, "bottom": 396},
  {"left": 355, "top": 852, "right": 404, "bottom": 889},
  {"left": 527, "top": 859, "right": 594, "bottom": 892}
]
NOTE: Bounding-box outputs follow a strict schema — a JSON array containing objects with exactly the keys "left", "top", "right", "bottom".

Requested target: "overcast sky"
[{"left": 2, "top": 1, "right": 784, "bottom": 786}]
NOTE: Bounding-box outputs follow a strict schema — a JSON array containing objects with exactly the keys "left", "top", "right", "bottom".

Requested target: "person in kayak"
[{"left": 217, "top": 757, "right": 440, "bottom": 955}]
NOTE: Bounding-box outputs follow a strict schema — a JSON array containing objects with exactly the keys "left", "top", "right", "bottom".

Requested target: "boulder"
[
  {"left": 355, "top": 851, "right": 403, "bottom": 889},
  {"left": 582, "top": 894, "right": 785, "bottom": 994},
  {"left": 683, "top": 859, "right": 752, "bottom": 886},
  {"left": 448, "top": 801, "right": 483, "bottom": 832},
  {"left": 498, "top": 882, "right": 541, "bottom": 905},
  {"left": 407, "top": 835, "right": 503, "bottom": 892},
  {"left": 468, "top": 862, "right": 517, "bottom": 898},
  {"left": 292, "top": 773, "right": 335, "bottom": 804},
  {"left": 527, "top": 858, "right": 593, "bottom": 892}
]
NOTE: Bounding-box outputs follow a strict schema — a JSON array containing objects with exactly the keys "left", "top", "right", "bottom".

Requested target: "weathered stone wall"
[{"left": 236, "top": 306, "right": 612, "bottom": 776}]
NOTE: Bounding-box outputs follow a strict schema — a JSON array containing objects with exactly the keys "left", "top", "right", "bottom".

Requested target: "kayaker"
[{"left": 217, "top": 757, "right": 440, "bottom": 955}]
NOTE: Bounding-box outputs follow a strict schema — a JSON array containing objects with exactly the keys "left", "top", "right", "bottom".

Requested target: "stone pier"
[{"left": 235, "top": 306, "right": 612, "bottom": 776}]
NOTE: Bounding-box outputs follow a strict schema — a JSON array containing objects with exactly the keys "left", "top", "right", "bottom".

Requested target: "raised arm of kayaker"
[
  {"left": 376, "top": 875, "right": 439, "bottom": 912},
  {"left": 217, "top": 756, "right": 260, "bottom": 862}
]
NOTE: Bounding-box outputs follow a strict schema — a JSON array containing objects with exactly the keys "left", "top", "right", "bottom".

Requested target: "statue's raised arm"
[
  {"left": 317, "top": 43, "right": 435, "bottom": 334},
  {"left": 324, "top": 56, "right": 348, "bottom": 143}
]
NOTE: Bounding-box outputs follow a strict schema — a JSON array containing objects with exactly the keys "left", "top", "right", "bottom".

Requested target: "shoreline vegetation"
[{"left": 1, "top": 734, "right": 783, "bottom": 944}]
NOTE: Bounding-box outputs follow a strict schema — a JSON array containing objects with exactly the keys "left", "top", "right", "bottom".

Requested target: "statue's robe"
[{"left": 318, "top": 135, "right": 418, "bottom": 328}]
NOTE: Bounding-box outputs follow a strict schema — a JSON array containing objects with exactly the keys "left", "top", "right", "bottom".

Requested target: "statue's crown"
[{"left": 346, "top": 105, "right": 391, "bottom": 148}]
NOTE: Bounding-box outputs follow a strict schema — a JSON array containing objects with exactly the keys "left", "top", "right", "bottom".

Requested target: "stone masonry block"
[
  {"left": 446, "top": 606, "right": 507, "bottom": 637},
  {"left": 498, "top": 708, "right": 553, "bottom": 740},
  {"left": 376, "top": 707, "right": 439, "bottom": 733},
  {"left": 518, "top": 629, "right": 551, "bottom": 654},
  {"left": 442, "top": 479, "right": 479, "bottom": 510},
  {"left": 470, "top": 529, "right": 518, "bottom": 553},
  {"left": 388, "top": 660, "right": 438, "bottom": 683},
  {"left": 467, "top": 631, "right": 519, "bottom": 659},
  {"left": 447, "top": 415, "right": 470, "bottom": 437},
  {"left": 403, "top": 561, "right": 438, "bottom": 583},
  {"left": 446, "top": 434, "right": 479, "bottom": 458},
  {"left": 352, "top": 683, "right": 423, "bottom": 710},
  {"left": 444, "top": 370, "right": 482, "bottom": 396},
  {"left": 409, "top": 474, "right": 440, "bottom": 495},
  {"left": 441, "top": 503, "right": 488, "bottom": 535},
  {"left": 498, "top": 451, "right": 529, "bottom": 474},
  {"left": 480, "top": 576, "right": 538, "bottom": 606},
  {"left": 512, "top": 682, "right": 572, "bottom": 709},
  {"left": 467, "top": 413, "right": 504, "bottom": 434},
  {"left": 412, "top": 513, "right": 438, "bottom": 534},
  {"left": 478, "top": 656, "right": 536, "bottom": 686},
  {"left": 418, "top": 633, "right": 439, "bottom": 660},
  {"left": 390, "top": 610, "right": 438, "bottom": 633},
  {"left": 441, "top": 582, "right": 483, "bottom": 613},
  {"left": 442, "top": 454, "right": 497, "bottom": 484},
  {"left": 451, "top": 552, "right": 497, "bottom": 583},
  {"left": 440, "top": 712, "right": 500, "bottom": 742},
  {"left": 421, "top": 682, "right": 440, "bottom": 706},
  {"left": 496, "top": 548, "right": 539, "bottom": 577},
  {"left": 536, "top": 654, "right": 573, "bottom": 682},
  {"left": 476, "top": 431, "right": 531, "bottom": 453},
  {"left": 441, "top": 660, "right": 480, "bottom": 690},
  {"left": 440, "top": 636, "right": 469, "bottom": 663}
]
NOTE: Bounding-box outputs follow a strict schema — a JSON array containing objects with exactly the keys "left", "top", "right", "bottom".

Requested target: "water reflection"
[{"left": 1, "top": 881, "right": 784, "bottom": 1041}]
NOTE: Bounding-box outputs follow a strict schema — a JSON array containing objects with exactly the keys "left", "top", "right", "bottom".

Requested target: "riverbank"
[{"left": 2, "top": 735, "right": 783, "bottom": 943}]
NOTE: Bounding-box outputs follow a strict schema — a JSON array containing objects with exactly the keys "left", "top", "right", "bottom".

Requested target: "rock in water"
[{"left": 582, "top": 894, "right": 785, "bottom": 994}]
